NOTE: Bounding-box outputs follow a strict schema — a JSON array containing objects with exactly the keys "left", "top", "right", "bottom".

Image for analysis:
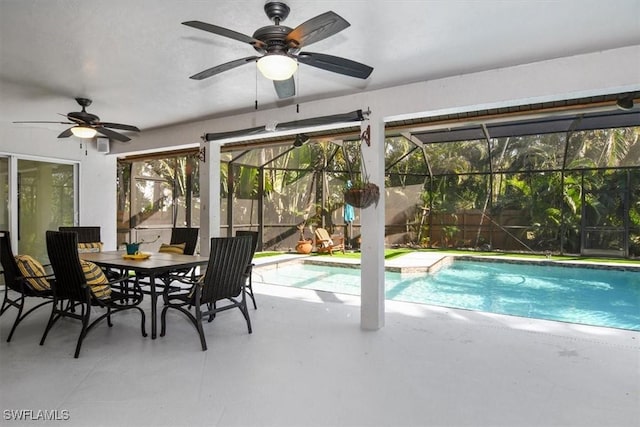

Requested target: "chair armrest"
[
  {"left": 106, "top": 275, "right": 131, "bottom": 287},
  {"left": 22, "top": 273, "right": 54, "bottom": 280},
  {"left": 172, "top": 274, "right": 204, "bottom": 285},
  {"left": 330, "top": 235, "right": 345, "bottom": 245},
  {"left": 315, "top": 238, "right": 330, "bottom": 248}
]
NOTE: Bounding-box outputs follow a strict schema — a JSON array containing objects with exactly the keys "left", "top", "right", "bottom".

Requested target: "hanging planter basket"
[
  {"left": 343, "top": 120, "right": 380, "bottom": 209},
  {"left": 344, "top": 183, "right": 380, "bottom": 209}
]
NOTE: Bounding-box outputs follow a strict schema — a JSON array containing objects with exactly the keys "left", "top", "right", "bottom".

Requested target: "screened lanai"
[{"left": 117, "top": 94, "right": 640, "bottom": 259}]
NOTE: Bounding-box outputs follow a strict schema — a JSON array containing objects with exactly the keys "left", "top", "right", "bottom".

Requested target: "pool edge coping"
[{"left": 253, "top": 252, "right": 640, "bottom": 273}]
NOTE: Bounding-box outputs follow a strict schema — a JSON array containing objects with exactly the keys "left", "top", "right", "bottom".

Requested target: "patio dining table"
[{"left": 80, "top": 250, "right": 209, "bottom": 339}]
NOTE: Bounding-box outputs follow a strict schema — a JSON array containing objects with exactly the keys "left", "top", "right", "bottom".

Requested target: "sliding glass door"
[
  {"left": 0, "top": 157, "right": 7, "bottom": 231},
  {"left": 16, "top": 159, "right": 75, "bottom": 261}
]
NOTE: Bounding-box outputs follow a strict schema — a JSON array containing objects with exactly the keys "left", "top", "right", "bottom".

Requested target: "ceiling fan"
[
  {"left": 14, "top": 98, "right": 140, "bottom": 142},
  {"left": 183, "top": 1, "right": 373, "bottom": 99}
]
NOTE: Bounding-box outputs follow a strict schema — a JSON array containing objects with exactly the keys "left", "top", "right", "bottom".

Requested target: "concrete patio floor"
[{"left": 0, "top": 261, "right": 638, "bottom": 427}]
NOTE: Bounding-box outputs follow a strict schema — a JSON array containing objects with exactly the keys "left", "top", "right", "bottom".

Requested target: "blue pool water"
[{"left": 255, "top": 260, "right": 640, "bottom": 330}]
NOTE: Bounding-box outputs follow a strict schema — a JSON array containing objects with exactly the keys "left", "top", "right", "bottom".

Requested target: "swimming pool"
[{"left": 254, "top": 260, "right": 640, "bottom": 330}]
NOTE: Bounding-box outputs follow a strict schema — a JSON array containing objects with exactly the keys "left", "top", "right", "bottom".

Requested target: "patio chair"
[
  {"left": 160, "top": 235, "right": 254, "bottom": 351},
  {"left": 0, "top": 231, "right": 54, "bottom": 342},
  {"left": 59, "top": 226, "right": 123, "bottom": 280},
  {"left": 153, "top": 227, "right": 200, "bottom": 290},
  {"left": 167, "top": 227, "right": 199, "bottom": 255},
  {"left": 59, "top": 226, "right": 101, "bottom": 243},
  {"left": 236, "top": 230, "right": 259, "bottom": 309},
  {"left": 40, "top": 231, "right": 147, "bottom": 358},
  {"left": 59, "top": 226, "right": 103, "bottom": 252},
  {"left": 314, "top": 228, "right": 345, "bottom": 255}
]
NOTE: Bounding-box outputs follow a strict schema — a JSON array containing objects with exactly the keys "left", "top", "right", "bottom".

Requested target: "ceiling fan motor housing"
[
  {"left": 253, "top": 25, "right": 293, "bottom": 54},
  {"left": 69, "top": 98, "right": 100, "bottom": 123}
]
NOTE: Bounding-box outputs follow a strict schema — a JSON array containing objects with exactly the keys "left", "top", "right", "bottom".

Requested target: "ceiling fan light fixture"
[
  {"left": 70, "top": 126, "right": 97, "bottom": 139},
  {"left": 257, "top": 54, "right": 297, "bottom": 81}
]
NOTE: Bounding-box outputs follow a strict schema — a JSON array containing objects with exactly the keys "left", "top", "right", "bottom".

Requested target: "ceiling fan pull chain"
[
  {"left": 254, "top": 64, "right": 259, "bottom": 110},
  {"left": 296, "top": 70, "right": 300, "bottom": 113}
]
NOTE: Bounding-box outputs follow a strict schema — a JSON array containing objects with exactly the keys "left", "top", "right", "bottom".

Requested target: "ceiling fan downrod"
[
  {"left": 264, "top": 1, "right": 290, "bottom": 25},
  {"left": 75, "top": 97, "right": 92, "bottom": 109}
]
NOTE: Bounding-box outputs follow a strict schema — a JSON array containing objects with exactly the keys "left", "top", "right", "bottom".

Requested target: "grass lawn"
[{"left": 253, "top": 251, "right": 286, "bottom": 258}]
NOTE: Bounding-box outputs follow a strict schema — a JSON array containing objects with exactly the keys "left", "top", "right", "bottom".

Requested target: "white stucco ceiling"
[{"left": 1, "top": 0, "right": 639, "bottom": 143}]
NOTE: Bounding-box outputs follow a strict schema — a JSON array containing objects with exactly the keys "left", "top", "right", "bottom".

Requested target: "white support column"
[
  {"left": 360, "top": 112, "right": 385, "bottom": 330},
  {"left": 200, "top": 141, "right": 221, "bottom": 257}
]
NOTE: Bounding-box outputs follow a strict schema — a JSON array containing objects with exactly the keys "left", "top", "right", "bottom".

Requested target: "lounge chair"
[{"left": 314, "top": 228, "right": 345, "bottom": 255}]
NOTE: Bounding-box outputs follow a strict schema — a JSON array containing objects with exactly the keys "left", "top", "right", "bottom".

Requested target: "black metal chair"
[
  {"left": 58, "top": 226, "right": 101, "bottom": 244},
  {"left": 0, "top": 231, "right": 54, "bottom": 342},
  {"left": 40, "top": 231, "right": 147, "bottom": 358},
  {"left": 236, "top": 230, "right": 259, "bottom": 309},
  {"left": 153, "top": 227, "right": 200, "bottom": 290},
  {"left": 59, "top": 226, "right": 123, "bottom": 280},
  {"left": 169, "top": 227, "right": 199, "bottom": 255},
  {"left": 160, "top": 235, "right": 254, "bottom": 351}
]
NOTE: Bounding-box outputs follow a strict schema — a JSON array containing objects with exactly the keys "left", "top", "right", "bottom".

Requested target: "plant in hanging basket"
[{"left": 344, "top": 181, "right": 380, "bottom": 209}]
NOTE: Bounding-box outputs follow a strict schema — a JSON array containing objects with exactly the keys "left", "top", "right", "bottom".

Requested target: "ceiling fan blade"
[
  {"left": 58, "top": 128, "right": 73, "bottom": 138},
  {"left": 13, "top": 120, "right": 73, "bottom": 125},
  {"left": 287, "top": 11, "right": 350, "bottom": 48},
  {"left": 190, "top": 56, "right": 259, "bottom": 80},
  {"left": 297, "top": 52, "right": 373, "bottom": 79},
  {"left": 273, "top": 77, "right": 295, "bottom": 99},
  {"left": 96, "top": 126, "right": 131, "bottom": 142},
  {"left": 100, "top": 122, "right": 140, "bottom": 132},
  {"left": 276, "top": 110, "right": 365, "bottom": 131},
  {"left": 182, "top": 21, "right": 266, "bottom": 50}
]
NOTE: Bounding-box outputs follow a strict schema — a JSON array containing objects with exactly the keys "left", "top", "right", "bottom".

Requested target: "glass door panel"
[{"left": 18, "top": 159, "right": 74, "bottom": 261}]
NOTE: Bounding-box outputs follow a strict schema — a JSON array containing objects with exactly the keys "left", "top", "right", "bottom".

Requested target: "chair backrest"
[
  {"left": 315, "top": 228, "right": 331, "bottom": 242},
  {"left": 58, "top": 226, "right": 101, "bottom": 243},
  {"left": 46, "top": 231, "right": 87, "bottom": 301},
  {"left": 200, "top": 236, "right": 254, "bottom": 304},
  {"left": 170, "top": 227, "right": 199, "bottom": 255},
  {"left": 0, "top": 230, "right": 22, "bottom": 292},
  {"left": 236, "top": 230, "right": 259, "bottom": 254}
]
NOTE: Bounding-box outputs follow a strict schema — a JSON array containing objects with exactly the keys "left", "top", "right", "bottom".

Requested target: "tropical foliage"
[{"left": 384, "top": 126, "right": 640, "bottom": 256}]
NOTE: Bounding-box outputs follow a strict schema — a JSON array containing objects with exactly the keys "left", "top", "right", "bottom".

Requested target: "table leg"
[{"left": 150, "top": 273, "right": 157, "bottom": 339}]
